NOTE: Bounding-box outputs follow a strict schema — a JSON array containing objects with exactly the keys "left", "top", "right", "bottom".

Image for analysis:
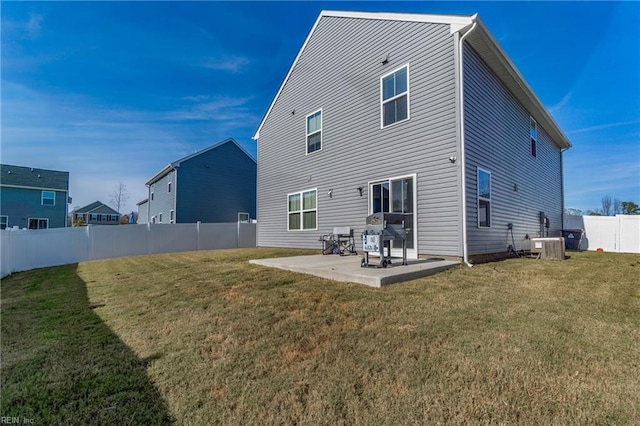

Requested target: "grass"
[{"left": 2, "top": 248, "right": 639, "bottom": 424}]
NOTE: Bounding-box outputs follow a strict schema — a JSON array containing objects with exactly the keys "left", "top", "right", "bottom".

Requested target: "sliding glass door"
[{"left": 369, "top": 174, "right": 416, "bottom": 258}]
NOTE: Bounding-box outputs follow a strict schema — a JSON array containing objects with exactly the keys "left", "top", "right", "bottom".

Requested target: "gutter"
[{"left": 457, "top": 15, "right": 478, "bottom": 268}]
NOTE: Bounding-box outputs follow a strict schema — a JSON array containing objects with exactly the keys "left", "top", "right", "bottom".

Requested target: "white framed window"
[
  {"left": 151, "top": 216, "right": 156, "bottom": 224},
  {"left": 28, "top": 218, "right": 48, "bottom": 230},
  {"left": 287, "top": 189, "right": 317, "bottom": 231},
  {"left": 238, "top": 212, "right": 249, "bottom": 223},
  {"left": 42, "top": 191, "right": 55, "bottom": 206},
  {"left": 530, "top": 117, "right": 537, "bottom": 158},
  {"left": 1, "top": 215, "right": 8, "bottom": 230},
  {"left": 151, "top": 185, "right": 154, "bottom": 201},
  {"left": 168, "top": 180, "right": 172, "bottom": 193},
  {"left": 381, "top": 64, "right": 410, "bottom": 128},
  {"left": 170, "top": 210, "right": 174, "bottom": 223},
  {"left": 159, "top": 212, "right": 163, "bottom": 223},
  {"left": 306, "top": 109, "right": 322, "bottom": 154},
  {"left": 477, "top": 168, "right": 491, "bottom": 228}
]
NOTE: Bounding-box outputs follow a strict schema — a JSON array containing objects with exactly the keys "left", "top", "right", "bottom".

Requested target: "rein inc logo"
[{"left": 0, "top": 418, "right": 34, "bottom": 424}]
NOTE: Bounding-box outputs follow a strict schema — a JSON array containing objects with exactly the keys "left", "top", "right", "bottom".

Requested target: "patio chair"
[{"left": 320, "top": 226, "right": 357, "bottom": 255}]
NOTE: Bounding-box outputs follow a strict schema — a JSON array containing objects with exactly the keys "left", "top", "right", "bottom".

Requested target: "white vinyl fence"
[
  {"left": 1, "top": 222, "right": 256, "bottom": 278},
  {"left": 563, "top": 214, "right": 640, "bottom": 254}
]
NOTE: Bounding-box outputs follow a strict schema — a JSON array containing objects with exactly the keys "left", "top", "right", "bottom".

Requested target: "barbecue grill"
[{"left": 361, "top": 212, "right": 408, "bottom": 268}]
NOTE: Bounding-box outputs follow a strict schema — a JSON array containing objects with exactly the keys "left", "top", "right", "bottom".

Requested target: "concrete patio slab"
[{"left": 250, "top": 255, "right": 460, "bottom": 287}]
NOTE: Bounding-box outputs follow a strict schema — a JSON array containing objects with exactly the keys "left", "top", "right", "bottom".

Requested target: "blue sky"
[{"left": 2, "top": 1, "right": 639, "bottom": 215}]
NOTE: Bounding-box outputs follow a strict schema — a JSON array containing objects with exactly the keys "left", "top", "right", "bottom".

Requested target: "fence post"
[
  {"left": 86, "top": 225, "right": 93, "bottom": 260},
  {"left": 8, "top": 228, "right": 14, "bottom": 276},
  {"left": 616, "top": 215, "right": 621, "bottom": 253},
  {"left": 147, "top": 222, "right": 151, "bottom": 254},
  {"left": 197, "top": 221, "right": 201, "bottom": 251}
]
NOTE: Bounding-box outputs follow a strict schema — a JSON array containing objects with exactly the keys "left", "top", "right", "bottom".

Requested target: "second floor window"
[
  {"left": 306, "top": 109, "right": 322, "bottom": 154},
  {"left": 530, "top": 117, "right": 537, "bottom": 158},
  {"left": 381, "top": 65, "right": 409, "bottom": 127},
  {"left": 42, "top": 191, "right": 55, "bottom": 206}
]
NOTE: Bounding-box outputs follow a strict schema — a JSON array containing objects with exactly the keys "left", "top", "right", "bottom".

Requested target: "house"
[
  {"left": 136, "top": 199, "right": 149, "bottom": 224},
  {"left": 0, "top": 164, "right": 70, "bottom": 229},
  {"left": 139, "top": 138, "right": 256, "bottom": 224},
  {"left": 71, "top": 201, "right": 121, "bottom": 225},
  {"left": 253, "top": 11, "right": 572, "bottom": 263}
]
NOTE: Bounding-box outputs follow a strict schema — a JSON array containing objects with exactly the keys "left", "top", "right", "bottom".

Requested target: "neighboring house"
[
  {"left": 72, "top": 201, "right": 121, "bottom": 225},
  {"left": 0, "top": 164, "right": 70, "bottom": 230},
  {"left": 136, "top": 199, "right": 149, "bottom": 224},
  {"left": 140, "top": 138, "right": 256, "bottom": 224},
  {"left": 253, "top": 11, "right": 572, "bottom": 262}
]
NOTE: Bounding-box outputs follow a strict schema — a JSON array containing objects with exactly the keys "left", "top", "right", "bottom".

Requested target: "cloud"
[
  {"left": 201, "top": 56, "right": 249, "bottom": 73},
  {"left": 566, "top": 120, "right": 640, "bottom": 135},
  {"left": 166, "top": 95, "right": 255, "bottom": 121},
  {"left": 3, "top": 13, "right": 44, "bottom": 39},
  {"left": 549, "top": 92, "right": 572, "bottom": 113},
  {"left": 26, "top": 13, "right": 44, "bottom": 38}
]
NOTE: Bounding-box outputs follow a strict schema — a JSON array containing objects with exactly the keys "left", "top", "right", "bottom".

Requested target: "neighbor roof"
[
  {"left": 72, "top": 201, "right": 120, "bottom": 215},
  {"left": 253, "top": 10, "right": 571, "bottom": 150},
  {"left": 146, "top": 138, "right": 256, "bottom": 186},
  {"left": 0, "top": 164, "right": 69, "bottom": 191}
]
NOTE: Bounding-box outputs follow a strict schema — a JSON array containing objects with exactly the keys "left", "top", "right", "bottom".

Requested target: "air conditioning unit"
[{"left": 530, "top": 237, "right": 565, "bottom": 260}]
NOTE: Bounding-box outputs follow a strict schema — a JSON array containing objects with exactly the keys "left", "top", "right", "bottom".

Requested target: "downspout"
[
  {"left": 458, "top": 16, "right": 477, "bottom": 267},
  {"left": 560, "top": 147, "right": 569, "bottom": 230}
]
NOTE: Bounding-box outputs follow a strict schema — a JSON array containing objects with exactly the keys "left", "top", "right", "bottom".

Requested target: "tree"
[
  {"left": 621, "top": 201, "right": 640, "bottom": 215},
  {"left": 612, "top": 198, "right": 622, "bottom": 215},
  {"left": 601, "top": 195, "right": 613, "bottom": 216},
  {"left": 564, "top": 208, "right": 583, "bottom": 216},
  {"left": 110, "top": 181, "right": 130, "bottom": 214}
]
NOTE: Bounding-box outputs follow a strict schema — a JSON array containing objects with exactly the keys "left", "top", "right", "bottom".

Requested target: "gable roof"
[
  {"left": 0, "top": 164, "right": 69, "bottom": 191},
  {"left": 72, "top": 201, "right": 120, "bottom": 215},
  {"left": 253, "top": 10, "right": 571, "bottom": 150},
  {"left": 146, "top": 138, "right": 256, "bottom": 186}
]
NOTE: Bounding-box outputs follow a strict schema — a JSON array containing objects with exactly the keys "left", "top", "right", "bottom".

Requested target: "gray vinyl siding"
[
  {"left": 176, "top": 142, "right": 256, "bottom": 223},
  {"left": 147, "top": 170, "right": 175, "bottom": 223},
  {"left": 463, "top": 44, "right": 563, "bottom": 255},
  {"left": 0, "top": 187, "right": 68, "bottom": 228},
  {"left": 257, "top": 16, "right": 461, "bottom": 255},
  {"left": 137, "top": 200, "right": 149, "bottom": 224}
]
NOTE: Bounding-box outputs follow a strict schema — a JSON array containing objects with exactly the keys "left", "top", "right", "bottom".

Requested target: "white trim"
[
  {"left": 286, "top": 188, "right": 318, "bottom": 231},
  {"left": 0, "top": 184, "right": 66, "bottom": 192},
  {"left": 320, "top": 10, "right": 473, "bottom": 26},
  {"left": 380, "top": 64, "right": 411, "bottom": 129},
  {"left": 170, "top": 209, "right": 175, "bottom": 224},
  {"left": 305, "top": 108, "right": 323, "bottom": 155},
  {"left": 28, "top": 217, "right": 49, "bottom": 230},
  {"left": 41, "top": 190, "right": 56, "bottom": 206},
  {"left": 477, "top": 167, "right": 492, "bottom": 228}
]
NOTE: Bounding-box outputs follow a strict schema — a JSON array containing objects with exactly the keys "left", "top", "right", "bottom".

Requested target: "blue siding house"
[
  {"left": 71, "top": 201, "right": 121, "bottom": 226},
  {"left": 140, "top": 138, "right": 256, "bottom": 224},
  {"left": 253, "top": 11, "right": 572, "bottom": 263},
  {"left": 0, "top": 164, "right": 70, "bottom": 229}
]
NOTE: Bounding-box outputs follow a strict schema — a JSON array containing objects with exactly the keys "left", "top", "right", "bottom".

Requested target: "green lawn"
[{"left": 2, "top": 248, "right": 639, "bottom": 424}]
